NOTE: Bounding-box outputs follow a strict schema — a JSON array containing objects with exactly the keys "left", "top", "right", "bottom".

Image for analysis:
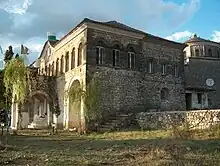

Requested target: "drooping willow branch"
[{"left": 3, "top": 57, "right": 31, "bottom": 104}]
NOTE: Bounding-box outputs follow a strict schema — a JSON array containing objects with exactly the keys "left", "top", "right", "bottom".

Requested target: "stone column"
[
  {"left": 64, "top": 99, "right": 69, "bottom": 130},
  {"left": 47, "top": 102, "right": 50, "bottom": 125},
  {"left": 80, "top": 97, "right": 86, "bottom": 132},
  {"left": 39, "top": 102, "right": 42, "bottom": 117},
  {"left": 44, "top": 98, "right": 47, "bottom": 116},
  {"left": 33, "top": 98, "right": 37, "bottom": 116}
]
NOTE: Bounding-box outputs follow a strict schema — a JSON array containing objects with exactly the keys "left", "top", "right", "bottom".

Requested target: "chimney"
[{"left": 47, "top": 32, "right": 56, "bottom": 41}]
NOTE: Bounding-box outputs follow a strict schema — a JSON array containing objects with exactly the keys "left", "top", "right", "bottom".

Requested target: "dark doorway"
[{"left": 185, "top": 93, "right": 192, "bottom": 110}]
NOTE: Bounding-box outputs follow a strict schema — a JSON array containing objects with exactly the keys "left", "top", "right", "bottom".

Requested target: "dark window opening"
[
  {"left": 52, "top": 62, "right": 54, "bottom": 76},
  {"left": 161, "top": 88, "right": 169, "bottom": 100},
  {"left": 208, "top": 49, "right": 212, "bottom": 57},
  {"left": 78, "top": 43, "right": 83, "bottom": 66},
  {"left": 195, "top": 49, "right": 200, "bottom": 57},
  {"left": 96, "top": 47, "right": 104, "bottom": 65},
  {"left": 71, "top": 48, "right": 75, "bottom": 69},
  {"left": 197, "top": 93, "right": 202, "bottom": 104},
  {"left": 65, "top": 52, "right": 69, "bottom": 72},
  {"left": 56, "top": 58, "right": 59, "bottom": 76},
  {"left": 45, "top": 66, "right": 47, "bottom": 76},
  {"left": 60, "top": 55, "right": 64, "bottom": 74}
]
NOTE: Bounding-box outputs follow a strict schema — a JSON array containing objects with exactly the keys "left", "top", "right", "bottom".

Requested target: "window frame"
[
  {"left": 128, "top": 51, "right": 135, "bottom": 69},
  {"left": 174, "top": 65, "right": 178, "bottom": 77},
  {"left": 161, "top": 64, "right": 167, "bottom": 75},
  {"left": 148, "top": 61, "right": 153, "bottom": 73},
  {"left": 96, "top": 46, "right": 104, "bottom": 65},
  {"left": 113, "top": 49, "right": 120, "bottom": 67}
]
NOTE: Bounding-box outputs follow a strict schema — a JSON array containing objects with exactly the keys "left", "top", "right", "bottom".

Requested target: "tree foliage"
[
  {"left": 66, "top": 76, "right": 102, "bottom": 122},
  {"left": 3, "top": 56, "right": 30, "bottom": 104},
  {"left": 4, "top": 46, "right": 14, "bottom": 63}
]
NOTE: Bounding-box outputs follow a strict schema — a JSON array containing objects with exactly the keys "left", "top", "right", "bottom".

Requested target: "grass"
[{"left": 0, "top": 129, "right": 220, "bottom": 166}]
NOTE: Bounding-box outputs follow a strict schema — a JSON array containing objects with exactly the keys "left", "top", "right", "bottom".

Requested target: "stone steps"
[{"left": 98, "top": 112, "right": 134, "bottom": 133}]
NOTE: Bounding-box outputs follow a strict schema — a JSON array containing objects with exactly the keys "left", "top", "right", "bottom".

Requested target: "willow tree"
[
  {"left": 4, "top": 56, "right": 30, "bottom": 104},
  {"left": 3, "top": 55, "right": 31, "bottom": 132}
]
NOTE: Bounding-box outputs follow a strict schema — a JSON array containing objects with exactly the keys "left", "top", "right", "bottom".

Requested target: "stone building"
[
  {"left": 10, "top": 18, "right": 186, "bottom": 131},
  {"left": 184, "top": 34, "right": 220, "bottom": 110}
]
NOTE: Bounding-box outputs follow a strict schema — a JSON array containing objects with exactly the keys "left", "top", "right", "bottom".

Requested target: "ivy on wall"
[{"left": 65, "top": 74, "right": 102, "bottom": 123}]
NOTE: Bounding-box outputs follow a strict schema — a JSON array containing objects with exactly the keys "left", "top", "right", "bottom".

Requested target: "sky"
[{"left": 0, "top": 0, "right": 219, "bottom": 63}]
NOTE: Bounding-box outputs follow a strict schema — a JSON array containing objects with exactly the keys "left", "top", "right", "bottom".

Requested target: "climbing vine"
[
  {"left": 3, "top": 57, "right": 31, "bottom": 104},
  {"left": 66, "top": 75, "right": 102, "bottom": 122}
]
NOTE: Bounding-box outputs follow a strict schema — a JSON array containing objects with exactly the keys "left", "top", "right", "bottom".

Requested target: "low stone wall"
[{"left": 136, "top": 109, "right": 220, "bottom": 130}]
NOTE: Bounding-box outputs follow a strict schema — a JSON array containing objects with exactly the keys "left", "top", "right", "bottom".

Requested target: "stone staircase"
[{"left": 98, "top": 112, "right": 137, "bottom": 133}]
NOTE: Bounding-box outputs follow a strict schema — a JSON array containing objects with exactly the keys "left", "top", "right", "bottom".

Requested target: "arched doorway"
[
  {"left": 27, "top": 91, "right": 51, "bottom": 128},
  {"left": 68, "top": 80, "right": 81, "bottom": 129}
]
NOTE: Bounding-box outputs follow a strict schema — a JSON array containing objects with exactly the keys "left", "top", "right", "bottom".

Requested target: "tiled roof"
[
  {"left": 54, "top": 18, "right": 184, "bottom": 48},
  {"left": 184, "top": 34, "right": 220, "bottom": 45}
]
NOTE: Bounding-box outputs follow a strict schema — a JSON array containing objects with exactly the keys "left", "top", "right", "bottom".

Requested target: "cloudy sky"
[{"left": 0, "top": 0, "right": 219, "bottom": 63}]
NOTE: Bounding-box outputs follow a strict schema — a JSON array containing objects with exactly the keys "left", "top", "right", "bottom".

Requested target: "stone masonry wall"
[
  {"left": 136, "top": 109, "right": 220, "bottom": 130},
  {"left": 185, "top": 58, "right": 220, "bottom": 109},
  {"left": 86, "top": 28, "right": 185, "bottom": 119}
]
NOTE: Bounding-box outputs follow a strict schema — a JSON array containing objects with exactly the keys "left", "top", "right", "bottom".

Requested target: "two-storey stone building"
[
  {"left": 184, "top": 34, "right": 220, "bottom": 110},
  {"left": 10, "top": 18, "right": 186, "bottom": 131}
]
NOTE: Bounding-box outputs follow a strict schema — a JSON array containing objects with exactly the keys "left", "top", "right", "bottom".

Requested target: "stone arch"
[
  {"left": 111, "top": 41, "right": 124, "bottom": 50},
  {"left": 68, "top": 79, "right": 82, "bottom": 129},
  {"left": 29, "top": 90, "right": 51, "bottom": 102},
  {"left": 94, "top": 37, "right": 109, "bottom": 47},
  {"left": 125, "top": 44, "right": 136, "bottom": 52},
  {"left": 28, "top": 91, "right": 52, "bottom": 125}
]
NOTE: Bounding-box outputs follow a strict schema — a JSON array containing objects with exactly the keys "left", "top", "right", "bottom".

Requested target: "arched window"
[
  {"left": 65, "top": 51, "right": 69, "bottom": 72},
  {"left": 56, "top": 58, "right": 59, "bottom": 76},
  {"left": 195, "top": 49, "right": 200, "bottom": 57},
  {"left": 127, "top": 46, "right": 135, "bottom": 69},
  {"left": 77, "top": 43, "right": 83, "bottom": 66},
  {"left": 48, "top": 64, "right": 51, "bottom": 76},
  {"left": 60, "top": 55, "right": 64, "bottom": 74},
  {"left": 208, "top": 49, "right": 212, "bottom": 57},
  {"left": 113, "top": 44, "right": 120, "bottom": 67},
  {"left": 96, "top": 41, "right": 105, "bottom": 65},
  {"left": 45, "top": 66, "right": 48, "bottom": 76},
  {"left": 71, "top": 48, "right": 75, "bottom": 69},
  {"left": 52, "top": 61, "right": 54, "bottom": 76},
  {"left": 161, "top": 88, "right": 169, "bottom": 100}
]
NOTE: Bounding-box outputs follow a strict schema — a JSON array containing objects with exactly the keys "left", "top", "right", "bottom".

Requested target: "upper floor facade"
[
  {"left": 32, "top": 18, "right": 185, "bottom": 81},
  {"left": 183, "top": 34, "right": 220, "bottom": 64}
]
